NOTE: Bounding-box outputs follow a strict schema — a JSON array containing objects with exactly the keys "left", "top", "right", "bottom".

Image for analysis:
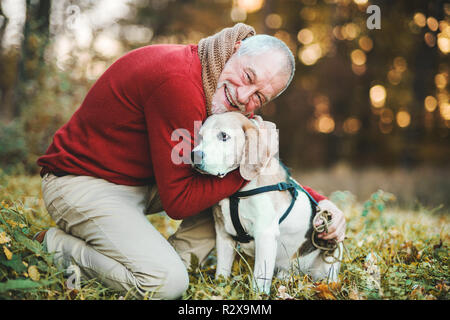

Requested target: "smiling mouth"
[{"left": 224, "top": 85, "right": 240, "bottom": 110}]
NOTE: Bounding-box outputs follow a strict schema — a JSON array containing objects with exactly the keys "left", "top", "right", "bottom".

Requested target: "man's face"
[{"left": 211, "top": 47, "right": 289, "bottom": 115}]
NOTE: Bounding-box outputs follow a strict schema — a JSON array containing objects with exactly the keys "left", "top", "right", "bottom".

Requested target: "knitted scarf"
[{"left": 198, "top": 23, "right": 256, "bottom": 116}]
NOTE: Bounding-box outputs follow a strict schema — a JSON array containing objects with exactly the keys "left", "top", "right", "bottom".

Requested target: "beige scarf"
[{"left": 198, "top": 23, "right": 256, "bottom": 116}]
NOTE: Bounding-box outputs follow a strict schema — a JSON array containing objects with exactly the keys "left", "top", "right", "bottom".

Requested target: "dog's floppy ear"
[{"left": 240, "top": 118, "right": 279, "bottom": 180}]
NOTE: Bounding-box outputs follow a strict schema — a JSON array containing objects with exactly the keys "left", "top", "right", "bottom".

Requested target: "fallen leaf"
[
  {"left": 0, "top": 232, "right": 11, "bottom": 244},
  {"left": 348, "top": 286, "right": 362, "bottom": 300},
  {"left": 315, "top": 283, "right": 336, "bottom": 300},
  {"left": 3, "top": 245, "right": 12, "bottom": 260},
  {"left": 68, "top": 289, "right": 78, "bottom": 300},
  {"left": 410, "top": 285, "right": 424, "bottom": 298},
  {"left": 6, "top": 219, "right": 18, "bottom": 228},
  {"left": 28, "top": 265, "right": 40, "bottom": 281},
  {"left": 277, "top": 285, "right": 293, "bottom": 300}
]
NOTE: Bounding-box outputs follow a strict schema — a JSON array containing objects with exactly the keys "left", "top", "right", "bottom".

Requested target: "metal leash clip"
[{"left": 311, "top": 207, "right": 342, "bottom": 264}]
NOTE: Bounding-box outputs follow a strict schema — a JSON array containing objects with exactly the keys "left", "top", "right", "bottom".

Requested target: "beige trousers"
[{"left": 41, "top": 173, "right": 216, "bottom": 299}]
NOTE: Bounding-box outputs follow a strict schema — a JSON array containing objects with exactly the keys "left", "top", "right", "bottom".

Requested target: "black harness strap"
[{"left": 229, "top": 180, "right": 319, "bottom": 243}]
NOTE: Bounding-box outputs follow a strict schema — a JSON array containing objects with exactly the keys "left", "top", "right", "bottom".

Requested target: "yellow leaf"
[
  {"left": 315, "top": 283, "right": 336, "bottom": 300},
  {"left": 28, "top": 265, "right": 40, "bottom": 281},
  {"left": 6, "top": 219, "right": 18, "bottom": 228},
  {"left": 3, "top": 245, "right": 12, "bottom": 260},
  {"left": 0, "top": 232, "right": 11, "bottom": 244}
]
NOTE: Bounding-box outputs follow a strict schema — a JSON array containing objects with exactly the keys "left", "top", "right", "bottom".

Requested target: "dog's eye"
[{"left": 218, "top": 131, "right": 230, "bottom": 142}]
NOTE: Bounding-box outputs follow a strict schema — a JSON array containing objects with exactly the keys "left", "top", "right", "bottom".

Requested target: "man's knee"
[
  {"left": 134, "top": 260, "right": 189, "bottom": 299},
  {"left": 161, "top": 262, "right": 189, "bottom": 299}
]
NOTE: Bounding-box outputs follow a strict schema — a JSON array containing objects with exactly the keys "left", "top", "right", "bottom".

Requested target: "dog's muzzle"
[{"left": 191, "top": 150, "right": 225, "bottom": 178}]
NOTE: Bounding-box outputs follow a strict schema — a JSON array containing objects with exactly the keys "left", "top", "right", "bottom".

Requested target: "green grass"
[{"left": 0, "top": 171, "right": 448, "bottom": 300}]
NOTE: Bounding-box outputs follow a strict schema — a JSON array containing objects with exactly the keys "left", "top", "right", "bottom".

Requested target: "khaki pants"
[{"left": 41, "top": 173, "right": 216, "bottom": 299}]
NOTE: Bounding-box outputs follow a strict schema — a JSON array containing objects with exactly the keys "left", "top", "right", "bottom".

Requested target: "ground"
[{"left": 0, "top": 172, "right": 448, "bottom": 300}]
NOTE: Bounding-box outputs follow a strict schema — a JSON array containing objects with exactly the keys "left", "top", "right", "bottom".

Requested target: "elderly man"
[{"left": 35, "top": 24, "right": 346, "bottom": 299}]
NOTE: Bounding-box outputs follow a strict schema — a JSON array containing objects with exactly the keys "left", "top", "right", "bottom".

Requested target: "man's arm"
[
  {"left": 144, "top": 76, "right": 340, "bottom": 226},
  {"left": 144, "top": 76, "right": 248, "bottom": 219}
]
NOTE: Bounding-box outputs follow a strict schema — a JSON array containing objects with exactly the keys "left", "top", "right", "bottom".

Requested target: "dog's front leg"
[
  {"left": 213, "top": 208, "right": 236, "bottom": 279},
  {"left": 215, "top": 229, "right": 236, "bottom": 278},
  {"left": 253, "top": 225, "right": 279, "bottom": 295}
]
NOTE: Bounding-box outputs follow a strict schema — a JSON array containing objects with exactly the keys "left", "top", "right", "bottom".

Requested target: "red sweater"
[{"left": 37, "top": 44, "right": 326, "bottom": 219}]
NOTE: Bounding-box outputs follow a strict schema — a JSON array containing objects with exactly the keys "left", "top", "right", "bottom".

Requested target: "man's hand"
[{"left": 315, "top": 199, "right": 346, "bottom": 242}]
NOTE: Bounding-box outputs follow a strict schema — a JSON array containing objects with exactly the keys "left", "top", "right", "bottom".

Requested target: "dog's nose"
[{"left": 191, "top": 150, "right": 205, "bottom": 165}]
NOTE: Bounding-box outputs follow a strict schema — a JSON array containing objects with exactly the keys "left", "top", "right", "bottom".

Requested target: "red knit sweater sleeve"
[
  {"left": 144, "top": 76, "right": 248, "bottom": 219},
  {"left": 301, "top": 185, "right": 327, "bottom": 203}
]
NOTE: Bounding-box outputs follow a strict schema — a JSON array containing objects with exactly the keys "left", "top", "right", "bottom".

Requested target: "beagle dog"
[{"left": 192, "top": 112, "right": 342, "bottom": 295}]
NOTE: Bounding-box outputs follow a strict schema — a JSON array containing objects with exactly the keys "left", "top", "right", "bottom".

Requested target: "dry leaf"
[
  {"left": 0, "top": 232, "right": 11, "bottom": 244},
  {"left": 315, "top": 283, "right": 336, "bottom": 300},
  {"left": 277, "top": 285, "right": 293, "bottom": 300},
  {"left": 348, "top": 286, "right": 362, "bottom": 300},
  {"left": 3, "top": 245, "right": 12, "bottom": 260},
  {"left": 6, "top": 219, "right": 18, "bottom": 228},
  {"left": 28, "top": 265, "right": 41, "bottom": 281},
  {"left": 410, "top": 285, "right": 424, "bottom": 298}
]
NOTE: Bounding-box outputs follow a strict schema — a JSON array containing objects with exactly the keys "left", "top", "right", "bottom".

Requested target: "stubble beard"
[{"left": 211, "top": 81, "right": 247, "bottom": 115}]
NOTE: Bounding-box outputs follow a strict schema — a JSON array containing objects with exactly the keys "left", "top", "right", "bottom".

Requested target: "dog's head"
[{"left": 191, "top": 112, "right": 279, "bottom": 180}]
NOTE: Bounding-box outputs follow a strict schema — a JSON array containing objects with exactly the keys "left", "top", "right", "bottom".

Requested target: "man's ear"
[
  {"left": 233, "top": 41, "right": 241, "bottom": 54},
  {"left": 239, "top": 119, "right": 279, "bottom": 180}
]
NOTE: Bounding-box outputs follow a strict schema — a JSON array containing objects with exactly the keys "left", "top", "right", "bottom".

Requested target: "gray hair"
[{"left": 236, "top": 34, "right": 296, "bottom": 99}]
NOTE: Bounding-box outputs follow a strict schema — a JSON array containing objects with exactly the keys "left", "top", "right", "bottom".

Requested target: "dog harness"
[{"left": 229, "top": 176, "right": 319, "bottom": 243}]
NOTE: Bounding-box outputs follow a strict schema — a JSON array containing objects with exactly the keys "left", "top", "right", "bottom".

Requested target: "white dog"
[{"left": 191, "top": 112, "right": 343, "bottom": 295}]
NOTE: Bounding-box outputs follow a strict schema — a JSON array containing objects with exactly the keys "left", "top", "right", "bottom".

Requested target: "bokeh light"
[
  {"left": 297, "top": 28, "right": 314, "bottom": 45},
  {"left": 380, "top": 108, "right": 394, "bottom": 124},
  {"left": 230, "top": 7, "right": 247, "bottom": 22},
  {"left": 265, "top": 13, "right": 282, "bottom": 29},
  {"left": 440, "top": 102, "right": 450, "bottom": 120},
  {"left": 413, "top": 12, "right": 426, "bottom": 28},
  {"left": 316, "top": 115, "right": 335, "bottom": 133},
  {"left": 434, "top": 73, "right": 447, "bottom": 89},
  {"left": 393, "top": 57, "right": 407, "bottom": 72},
  {"left": 351, "top": 49, "right": 366, "bottom": 66},
  {"left": 298, "top": 43, "right": 322, "bottom": 66},
  {"left": 424, "top": 96, "right": 438, "bottom": 112},
  {"left": 358, "top": 36, "right": 373, "bottom": 52},
  {"left": 424, "top": 32, "right": 436, "bottom": 47},
  {"left": 396, "top": 110, "right": 411, "bottom": 128},
  {"left": 343, "top": 117, "right": 361, "bottom": 134},
  {"left": 387, "top": 70, "right": 402, "bottom": 85},
  {"left": 370, "top": 85, "right": 387, "bottom": 108},
  {"left": 427, "top": 17, "right": 439, "bottom": 32},
  {"left": 237, "top": 0, "right": 264, "bottom": 13}
]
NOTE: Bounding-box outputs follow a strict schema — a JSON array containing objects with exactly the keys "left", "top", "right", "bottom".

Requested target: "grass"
[{"left": 0, "top": 171, "right": 448, "bottom": 300}]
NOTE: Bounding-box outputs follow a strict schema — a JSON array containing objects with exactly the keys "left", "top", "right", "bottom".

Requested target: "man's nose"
[
  {"left": 191, "top": 150, "right": 205, "bottom": 165},
  {"left": 236, "top": 86, "right": 255, "bottom": 105}
]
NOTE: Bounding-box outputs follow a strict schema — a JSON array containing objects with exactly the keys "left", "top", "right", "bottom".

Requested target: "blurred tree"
[{"left": 0, "top": 0, "right": 448, "bottom": 174}]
